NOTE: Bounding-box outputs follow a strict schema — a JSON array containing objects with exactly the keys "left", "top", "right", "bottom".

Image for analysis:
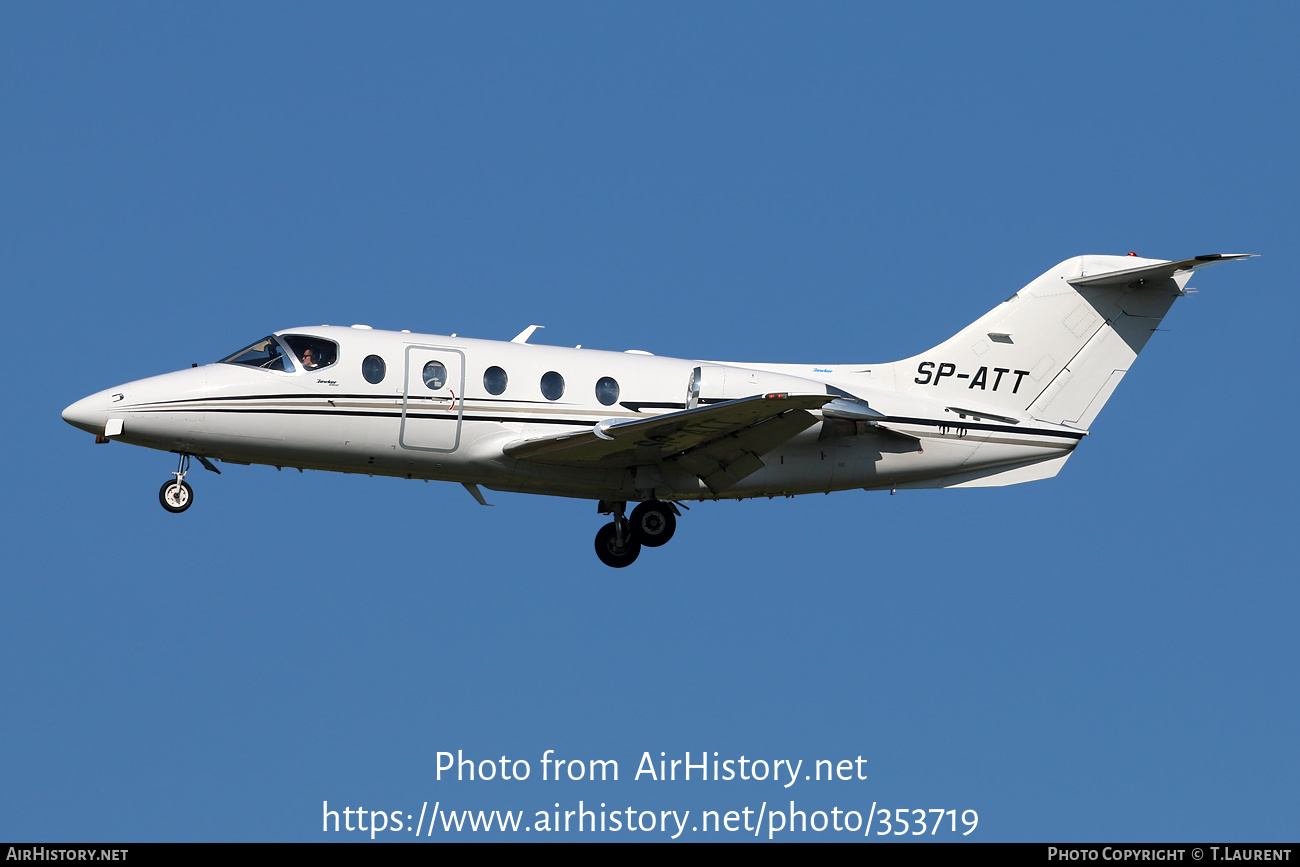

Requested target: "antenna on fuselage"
[{"left": 510, "top": 324, "right": 545, "bottom": 344}]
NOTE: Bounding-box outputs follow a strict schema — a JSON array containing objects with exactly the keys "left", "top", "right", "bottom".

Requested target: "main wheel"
[
  {"left": 594, "top": 522, "right": 641, "bottom": 568},
  {"left": 630, "top": 501, "right": 676, "bottom": 547},
  {"left": 159, "top": 479, "right": 193, "bottom": 513}
]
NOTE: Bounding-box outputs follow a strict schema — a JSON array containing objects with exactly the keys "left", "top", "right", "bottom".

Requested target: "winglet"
[{"left": 511, "top": 325, "right": 545, "bottom": 344}]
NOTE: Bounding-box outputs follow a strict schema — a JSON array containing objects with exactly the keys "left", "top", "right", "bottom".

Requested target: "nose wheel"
[
  {"left": 159, "top": 479, "right": 194, "bottom": 512},
  {"left": 159, "top": 454, "right": 194, "bottom": 513}
]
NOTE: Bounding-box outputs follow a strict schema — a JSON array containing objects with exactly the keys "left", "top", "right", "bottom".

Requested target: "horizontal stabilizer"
[{"left": 1068, "top": 253, "right": 1256, "bottom": 288}]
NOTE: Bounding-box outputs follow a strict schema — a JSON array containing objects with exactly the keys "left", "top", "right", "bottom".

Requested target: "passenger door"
[{"left": 400, "top": 344, "right": 466, "bottom": 453}]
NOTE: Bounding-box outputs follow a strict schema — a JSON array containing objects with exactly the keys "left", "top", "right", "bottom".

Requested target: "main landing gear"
[
  {"left": 159, "top": 453, "right": 194, "bottom": 513},
  {"left": 594, "top": 500, "right": 680, "bottom": 567},
  {"left": 630, "top": 500, "right": 676, "bottom": 547}
]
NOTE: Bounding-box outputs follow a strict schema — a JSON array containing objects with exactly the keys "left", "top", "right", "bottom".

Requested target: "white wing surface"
[{"left": 504, "top": 393, "right": 834, "bottom": 492}]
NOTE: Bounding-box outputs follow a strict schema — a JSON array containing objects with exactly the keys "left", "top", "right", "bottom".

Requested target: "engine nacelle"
[{"left": 686, "top": 365, "right": 828, "bottom": 408}]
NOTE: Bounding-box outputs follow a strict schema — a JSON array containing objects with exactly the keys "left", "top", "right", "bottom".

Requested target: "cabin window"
[
  {"left": 595, "top": 376, "right": 619, "bottom": 406},
  {"left": 362, "top": 355, "right": 386, "bottom": 384},
  {"left": 541, "top": 371, "right": 565, "bottom": 401},
  {"left": 218, "top": 336, "right": 295, "bottom": 372},
  {"left": 281, "top": 335, "right": 338, "bottom": 372},
  {"left": 422, "top": 360, "right": 448, "bottom": 390},
  {"left": 484, "top": 366, "right": 507, "bottom": 395}
]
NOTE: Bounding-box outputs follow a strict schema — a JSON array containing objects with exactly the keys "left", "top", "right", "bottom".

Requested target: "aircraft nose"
[{"left": 62, "top": 393, "right": 108, "bottom": 434}]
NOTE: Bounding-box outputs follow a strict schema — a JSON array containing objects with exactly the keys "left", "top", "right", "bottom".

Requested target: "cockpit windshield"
[
  {"left": 219, "top": 334, "right": 340, "bottom": 374},
  {"left": 219, "top": 336, "right": 296, "bottom": 372},
  {"left": 281, "top": 335, "right": 339, "bottom": 372}
]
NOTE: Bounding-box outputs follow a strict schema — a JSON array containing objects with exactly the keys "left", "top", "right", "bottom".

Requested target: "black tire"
[
  {"left": 159, "top": 479, "right": 193, "bottom": 513},
  {"left": 594, "top": 522, "right": 641, "bottom": 568},
  {"left": 630, "top": 501, "right": 676, "bottom": 547}
]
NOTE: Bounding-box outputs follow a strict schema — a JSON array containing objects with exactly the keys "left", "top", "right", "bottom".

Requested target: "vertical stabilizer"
[{"left": 895, "top": 254, "right": 1252, "bottom": 429}]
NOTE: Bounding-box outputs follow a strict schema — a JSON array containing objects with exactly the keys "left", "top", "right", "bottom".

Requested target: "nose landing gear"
[
  {"left": 594, "top": 499, "right": 681, "bottom": 567},
  {"left": 159, "top": 454, "right": 194, "bottom": 513},
  {"left": 157, "top": 453, "right": 222, "bottom": 513}
]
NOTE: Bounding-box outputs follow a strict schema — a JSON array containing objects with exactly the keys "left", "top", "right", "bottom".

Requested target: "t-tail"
[{"left": 896, "top": 253, "right": 1254, "bottom": 430}]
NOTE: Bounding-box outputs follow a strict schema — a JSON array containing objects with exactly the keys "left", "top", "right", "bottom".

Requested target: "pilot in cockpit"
[{"left": 279, "top": 335, "right": 337, "bottom": 372}]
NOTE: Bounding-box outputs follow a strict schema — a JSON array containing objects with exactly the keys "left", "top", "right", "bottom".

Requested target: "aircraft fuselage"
[
  {"left": 64, "top": 253, "right": 1252, "bottom": 566},
  {"left": 62, "top": 325, "right": 1080, "bottom": 504}
]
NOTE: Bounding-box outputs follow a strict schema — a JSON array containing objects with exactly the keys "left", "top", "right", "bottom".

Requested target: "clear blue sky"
[{"left": 3, "top": 2, "right": 1296, "bottom": 842}]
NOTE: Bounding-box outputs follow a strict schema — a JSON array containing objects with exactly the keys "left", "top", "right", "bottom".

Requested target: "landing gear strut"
[
  {"left": 159, "top": 454, "right": 194, "bottom": 513},
  {"left": 594, "top": 502, "right": 640, "bottom": 568}
]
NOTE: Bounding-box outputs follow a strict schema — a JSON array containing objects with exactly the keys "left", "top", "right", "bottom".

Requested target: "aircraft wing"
[
  {"left": 1068, "top": 253, "right": 1256, "bottom": 287},
  {"left": 503, "top": 393, "right": 833, "bottom": 492}
]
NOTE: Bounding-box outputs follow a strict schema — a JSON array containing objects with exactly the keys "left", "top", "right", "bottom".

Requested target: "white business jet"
[{"left": 63, "top": 252, "right": 1251, "bottom": 567}]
